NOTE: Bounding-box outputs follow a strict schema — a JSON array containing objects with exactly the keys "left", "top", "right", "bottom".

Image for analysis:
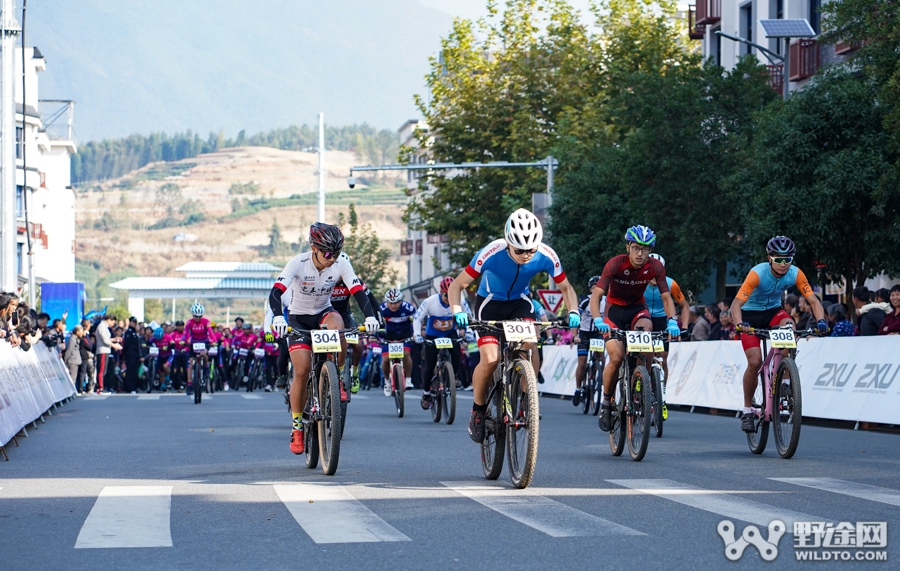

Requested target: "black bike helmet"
[
  {"left": 588, "top": 275, "right": 600, "bottom": 289},
  {"left": 309, "top": 222, "right": 344, "bottom": 253},
  {"left": 766, "top": 236, "right": 796, "bottom": 257}
]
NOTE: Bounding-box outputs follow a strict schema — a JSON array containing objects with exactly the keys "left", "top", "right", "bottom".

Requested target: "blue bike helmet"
[
  {"left": 766, "top": 236, "right": 796, "bottom": 256},
  {"left": 624, "top": 225, "right": 656, "bottom": 247},
  {"left": 153, "top": 327, "right": 164, "bottom": 340},
  {"left": 588, "top": 275, "right": 600, "bottom": 289}
]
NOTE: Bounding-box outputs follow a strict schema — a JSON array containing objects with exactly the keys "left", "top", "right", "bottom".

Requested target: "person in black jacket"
[
  {"left": 853, "top": 286, "right": 888, "bottom": 336},
  {"left": 123, "top": 316, "right": 142, "bottom": 393},
  {"left": 78, "top": 319, "right": 96, "bottom": 394}
]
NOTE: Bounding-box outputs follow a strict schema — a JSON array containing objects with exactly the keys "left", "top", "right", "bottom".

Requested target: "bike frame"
[{"left": 756, "top": 338, "right": 783, "bottom": 423}]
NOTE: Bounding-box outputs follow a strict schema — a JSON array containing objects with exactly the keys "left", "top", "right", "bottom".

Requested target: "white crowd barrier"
[
  {"left": 539, "top": 337, "right": 900, "bottom": 425},
  {"left": 0, "top": 342, "right": 76, "bottom": 448}
]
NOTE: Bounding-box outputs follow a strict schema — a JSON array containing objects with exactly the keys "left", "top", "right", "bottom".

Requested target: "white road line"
[
  {"left": 75, "top": 486, "right": 173, "bottom": 548},
  {"left": 442, "top": 481, "right": 645, "bottom": 537},
  {"left": 241, "top": 394, "right": 262, "bottom": 400},
  {"left": 607, "top": 479, "right": 824, "bottom": 527},
  {"left": 771, "top": 478, "right": 900, "bottom": 508},
  {"left": 137, "top": 395, "right": 160, "bottom": 400},
  {"left": 274, "top": 484, "right": 410, "bottom": 543},
  {"left": 83, "top": 395, "right": 110, "bottom": 401}
]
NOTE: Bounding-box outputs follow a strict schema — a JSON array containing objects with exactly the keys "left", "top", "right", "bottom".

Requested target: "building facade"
[{"left": 14, "top": 46, "right": 76, "bottom": 289}]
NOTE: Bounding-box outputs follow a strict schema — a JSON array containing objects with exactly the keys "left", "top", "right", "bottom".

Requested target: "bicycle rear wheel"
[
  {"left": 627, "top": 365, "right": 651, "bottom": 461},
  {"left": 590, "top": 360, "right": 603, "bottom": 416},
  {"left": 442, "top": 361, "right": 456, "bottom": 425},
  {"left": 747, "top": 374, "right": 769, "bottom": 454},
  {"left": 609, "top": 373, "right": 626, "bottom": 456},
  {"left": 481, "top": 379, "right": 504, "bottom": 480},
  {"left": 651, "top": 365, "right": 663, "bottom": 438},
  {"left": 581, "top": 377, "right": 591, "bottom": 415},
  {"left": 772, "top": 357, "right": 802, "bottom": 459},
  {"left": 391, "top": 363, "right": 404, "bottom": 418},
  {"left": 318, "top": 361, "right": 342, "bottom": 475},
  {"left": 506, "top": 358, "right": 540, "bottom": 489}
]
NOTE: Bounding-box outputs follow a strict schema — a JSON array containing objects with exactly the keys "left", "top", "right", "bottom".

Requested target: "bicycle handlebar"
[{"left": 735, "top": 326, "right": 821, "bottom": 339}]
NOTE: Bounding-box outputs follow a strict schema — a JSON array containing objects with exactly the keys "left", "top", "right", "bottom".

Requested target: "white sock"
[{"left": 743, "top": 407, "right": 752, "bottom": 414}]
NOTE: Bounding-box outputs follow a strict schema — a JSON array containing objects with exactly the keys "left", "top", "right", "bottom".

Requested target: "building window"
[
  {"left": 16, "top": 185, "right": 23, "bottom": 217},
  {"left": 809, "top": 0, "right": 820, "bottom": 35},
  {"left": 712, "top": 28, "right": 722, "bottom": 66},
  {"left": 774, "top": 0, "right": 783, "bottom": 19},
  {"left": 17, "top": 243, "right": 23, "bottom": 275},
  {"left": 15, "top": 126, "right": 23, "bottom": 159},
  {"left": 740, "top": 3, "right": 754, "bottom": 56}
]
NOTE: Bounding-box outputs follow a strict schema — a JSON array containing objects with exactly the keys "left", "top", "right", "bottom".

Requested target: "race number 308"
[{"left": 770, "top": 329, "right": 796, "bottom": 349}]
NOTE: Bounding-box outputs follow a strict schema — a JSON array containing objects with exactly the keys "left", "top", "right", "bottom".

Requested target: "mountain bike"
[
  {"left": 247, "top": 349, "right": 266, "bottom": 392},
  {"left": 424, "top": 337, "right": 457, "bottom": 424},
  {"left": 737, "top": 326, "right": 815, "bottom": 459},
  {"left": 288, "top": 327, "right": 349, "bottom": 476},
  {"left": 585, "top": 337, "right": 605, "bottom": 415},
  {"left": 337, "top": 330, "right": 361, "bottom": 438},
  {"left": 233, "top": 348, "right": 249, "bottom": 390},
  {"left": 373, "top": 332, "right": 410, "bottom": 418},
  {"left": 605, "top": 329, "right": 666, "bottom": 461},
  {"left": 208, "top": 344, "right": 225, "bottom": 391},
  {"left": 190, "top": 342, "right": 211, "bottom": 404},
  {"left": 469, "top": 319, "right": 560, "bottom": 489},
  {"left": 361, "top": 343, "right": 382, "bottom": 391},
  {"left": 146, "top": 347, "right": 159, "bottom": 393}
]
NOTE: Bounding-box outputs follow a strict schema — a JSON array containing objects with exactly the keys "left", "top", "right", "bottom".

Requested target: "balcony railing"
[
  {"left": 695, "top": 0, "right": 721, "bottom": 26},
  {"left": 834, "top": 39, "right": 863, "bottom": 55},
  {"left": 688, "top": 5, "right": 705, "bottom": 40},
  {"left": 767, "top": 64, "right": 784, "bottom": 95},
  {"left": 789, "top": 39, "right": 820, "bottom": 81}
]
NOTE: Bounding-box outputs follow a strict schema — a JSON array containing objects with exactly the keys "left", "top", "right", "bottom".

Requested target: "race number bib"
[
  {"left": 148, "top": 347, "right": 159, "bottom": 357},
  {"left": 208, "top": 346, "right": 218, "bottom": 356},
  {"left": 344, "top": 332, "right": 359, "bottom": 345},
  {"left": 192, "top": 343, "right": 206, "bottom": 352},
  {"left": 388, "top": 343, "right": 405, "bottom": 359},
  {"left": 253, "top": 348, "right": 266, "bottom": 358},
  {"left": 372, "top": 346, "right": 382, "bottom": 355},
  {"left": 502, "top": 321, "right": 537, "bottom": 343},
  {"left": 652, "top": 337, "right": 665, "bottom": 353},
  {"left": 770, "top": 329, "right": 796, "bottom": 349},
  {"left": 434, "top": 337, "right": 453, "bottom": 349},
  {"left": 239, "top": 348, "right": 249, "bottom": 357},
  {"left": 589, "top": 338, "right": 605, "bottom": 353},
  {"left": 311, "top": 330, "right": 341, "bottom": 353},
  {"left": 625, "top": 331, "right": 653, "bottom": 353}
]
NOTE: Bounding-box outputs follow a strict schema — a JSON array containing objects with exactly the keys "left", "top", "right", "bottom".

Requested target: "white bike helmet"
[
  {"left": 649, "top": 253, "right": 665, "bottom": 267},
  {"left": 384, "top": 288, "right": 403, "bottom": 303},
  {"left": 504, "top": 208, "right": 543, "bottom": 250},
  {"left": 190, "top": 303, "right": 204, "bottom": 317}
]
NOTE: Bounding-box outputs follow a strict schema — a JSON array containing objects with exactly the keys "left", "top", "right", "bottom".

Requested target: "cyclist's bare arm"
[
  {"left": 796, "top": 270, "right": 826, "bottom": 323},
  {"left": 556, "top": 277, "right": 580, "bottom": 318},
  {"left": 449, "top": 270, "right": 475, "bottom": 314},
  {"left": 660, "top": 292, "right": 677, "bottom": 324},
  {"left": 589, "top": 286, "right": 606, "bottom": 326}
]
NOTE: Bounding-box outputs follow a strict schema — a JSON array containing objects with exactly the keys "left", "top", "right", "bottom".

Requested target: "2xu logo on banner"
[
  {"left": 814, "top": 362, "right": 900, "bottom": 390},
  {"left": 718, "top": 520, "right": 785, "bottom": 561}
]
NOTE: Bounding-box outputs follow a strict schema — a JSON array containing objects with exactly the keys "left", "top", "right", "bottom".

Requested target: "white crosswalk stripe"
[
  {"left": 83, "top": 395, "right": 110, "bottom": 401},
  {"left": 275, "top": 483, "right": 411, "bottom": 543},
  {"left": 442, "top": 481, "right": 645, "bottom": 537},
  {"left": 75, "top": 486, "right": 173, "bottom": 548},
  {"left": 241, "top": 394, "right": 263, "bottom": 400},
  {"left": 137, "top": 395, "right": 160, "bottom": 400},
  {"left": 606, "top": 479, "right": 825, "bottom": 527},
  {"left": 771, "top": 478, "right": 900, "bottom": 508}
]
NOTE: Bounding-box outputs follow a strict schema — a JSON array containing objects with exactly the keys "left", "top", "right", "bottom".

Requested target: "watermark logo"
[{"left": 718, "top": 520, "right": 785, "bottom": 561}]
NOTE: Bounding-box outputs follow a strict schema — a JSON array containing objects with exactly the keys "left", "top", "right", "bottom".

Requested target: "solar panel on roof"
[{"left": 760, "top": 19, "right": 816, "bottom": 38}]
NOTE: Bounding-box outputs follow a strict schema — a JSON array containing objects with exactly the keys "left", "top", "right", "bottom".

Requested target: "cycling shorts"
[
  {"left": 740, "top": 308, "right": 792, "bottom": 351},
  {"left": 604, "top": 303, "right": 651, "bottom": 332},
  {"left": 650, "top": 316, "right": 671, "bottom": 352},
  {"left": 474, "top": 295, "right": 535, "bottom": 347},
  {"left": 288, "top": 307, "right": 340, "bottom": 352},
  {"left": 156, "top": 355, "right": 169, "bottom": 369},
  {"left": 576, "top": 330, "right": 597, "bottom": 356}
]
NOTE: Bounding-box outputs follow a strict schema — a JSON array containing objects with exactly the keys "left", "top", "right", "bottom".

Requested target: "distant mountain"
[{"left": 27, "top": 0, "right": 452, "bottom": 141}]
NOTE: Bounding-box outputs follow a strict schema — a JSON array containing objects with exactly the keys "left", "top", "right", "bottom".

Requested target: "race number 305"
[{"left": 311, "top": 330, "right": 341, "bottom": 353}]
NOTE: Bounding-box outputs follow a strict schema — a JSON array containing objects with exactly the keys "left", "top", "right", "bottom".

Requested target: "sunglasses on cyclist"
[
  {"left": 771, "top": 256, "right": 793, "bottom": 265},
  {"left": 513, "top": 247, "right": 537, "bottom": 256},
  {"left": 318, "top": 249, "right": 341, "bottom": 260}
]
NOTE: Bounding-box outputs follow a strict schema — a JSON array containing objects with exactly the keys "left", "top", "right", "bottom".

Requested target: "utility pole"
[
  {"left": 0, "top": 0, "right": 19, "bottom": 292},
  {"left": 317, "top": 112, "right": 325, "bottom": 223}
]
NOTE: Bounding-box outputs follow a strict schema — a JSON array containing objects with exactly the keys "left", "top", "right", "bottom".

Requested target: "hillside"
[{"left": 75, "top": 146, "right": 410, "bottom": 312}]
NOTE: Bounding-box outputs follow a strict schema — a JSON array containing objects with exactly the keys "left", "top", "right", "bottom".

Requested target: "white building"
[
  {"left": 397, "top": 119, "right": 454, "bottom": 303},
  {"left": 14, "top": 46, "right": 76, "bottom": 290},
  {"left": 689, "top": 0, "right": 858, "bottom": 94}
]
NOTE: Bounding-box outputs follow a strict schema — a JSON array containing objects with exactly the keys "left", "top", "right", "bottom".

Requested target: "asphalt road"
[{"left": 1, "top": 387, "right": 897, "bottom": 571}]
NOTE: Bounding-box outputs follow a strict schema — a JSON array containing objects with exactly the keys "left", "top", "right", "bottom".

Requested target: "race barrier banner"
[
  {"left": 0, "top": 342, "right": 76, "bottom": 448},
  {"left": 541, "top": 337, "right": 900, "bottom": 425}
]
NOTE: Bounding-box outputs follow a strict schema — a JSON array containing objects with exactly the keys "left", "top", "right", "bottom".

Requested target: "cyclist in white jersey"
[{"left": 269, "top": 223, "right": 380, "bottom": 455}]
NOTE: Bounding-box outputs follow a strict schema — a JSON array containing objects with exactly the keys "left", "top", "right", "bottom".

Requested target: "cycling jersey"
[
  {"left": 380, "top": 300, "right": 416, "bottom": 338},
  {"left": 263, "top": 336, "right": 279, "bottom": 356},
  {"left": 465, "top": 239, "right": 566, "bottom": 302},
  {"left": 331, "top": 280, "right": 380, "bottom": 322},
  {"left": 736, "top": 263, "right": 813, "bottom": 312},
  {"left": 578, "top": 296, "right": 595, "bottom": 333},
  {"left": 645, "top": 277, "right": 686, "bottom": 318},
  {"left": 171, "top": 329, "right": 188, "bottom": 355},
  {"left": 273, "top": 251, "right": 363, "bottom": 315},
  {"left": 239, "top": 333, "right": 259, "bottom": 350},
  {"left": 154, "top": 334, "right": 174, "bottom": 358},
  {"left": 414, "top": 294, "right": 471, "bottom": 337},
  {"left": 597, "top": 254, "right": 668, "bottom": 307},
  {"left": 263, "top": 291, "right": 290, "bottom": 333},
  {"left": 186, "top": 317, "right": 212, "bottom": 343}
]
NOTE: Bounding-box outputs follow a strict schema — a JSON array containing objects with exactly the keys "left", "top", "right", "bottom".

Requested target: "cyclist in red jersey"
[{"left": 590, "top": 225, "right": 681, "bottom": 432}]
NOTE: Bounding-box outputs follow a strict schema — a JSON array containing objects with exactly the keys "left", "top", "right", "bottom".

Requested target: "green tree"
[
  {"left": 732, "top": 68, "right": 900, "bottom": 294},
  {"left": 264, "top": 219, "right": 291, "bottom": 257},
  {"left": 154, "top": 183, "right": 183, "bottom": 217},
  {"left": 339, "top": 204, "right": 398, "bottom": 316}
]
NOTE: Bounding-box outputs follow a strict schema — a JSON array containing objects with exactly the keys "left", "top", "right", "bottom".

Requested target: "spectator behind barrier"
[
  {"left": 783, "top": 294, "right": 800, "bottom": 321},
  {"left": 795, "top": 296, "right": 813, "bottom": 330},
  {"left": 719, "top": 309, "right": 736, "bottom": 340},
  {"left": 689, "top": 306, "right": 709, "bottom": 341},
  {"left": 875, "top": 288, "right": 891, "bottom": 304},
  {"left": 704, "top": 304, "right": 721, "bottom": 341},
  {"left": 852, "top": 286, "right": 888, "bottom": 336},
  {"left": 878, "top": 284, "right": 900, "bottom": 335},
  {"left": 828, "top": 304, "right": 855, "bottom": 337}
]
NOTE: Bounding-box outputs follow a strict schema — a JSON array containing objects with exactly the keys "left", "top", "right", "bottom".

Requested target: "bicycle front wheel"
[
  {"left": 627, "top": 365, "right": 651, "bottom": 461},
  {"left": 747, "top": 374, "right": 769, "bottom": 455},
  {"left": 430, "top": 371, "right": 442, "bottom": 424},
  {"left": 609, "top": 374, "right": 626, "bottom": 456},
  {"left": 194, "top": 362, "right": 202, "bottom": 404},
  {"left": 481, "top": 379, "right": 505, "bottom": 480},
  {"left": 506, "top": 358, "right": 540, "bottom": 488},
  {"left": 651, "top": 365, "right": 663, "bottom": 438},
  {"left": 318, "top": 361, "right": 342, "bottom": 475},
  {"left": 772, "top": 357, "right": 802, "bottom": 459},
  {"left": 442, "top": 361, "right": 456, "bottom": 425},
  {"left": 391, "top": 363, "right": 405, "bottom": 418}
]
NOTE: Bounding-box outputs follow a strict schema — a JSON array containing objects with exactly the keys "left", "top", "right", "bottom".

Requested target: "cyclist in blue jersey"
[
  {"left": 644, "top": 254, "right": 691, "bottom": 402},
  {"left": 448, "top": 208, "right": 580, "bottom": 443},
  {"left": 730, "top": 236, "right": 827, "bottom": 433},
  {"left": 380, "top": 288, "right": 417, "bottom": 395}
]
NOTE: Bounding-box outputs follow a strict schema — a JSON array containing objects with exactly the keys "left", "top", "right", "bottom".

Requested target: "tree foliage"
[{"left": 338, "top": 204, "right": 398, "bottom": 316}]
